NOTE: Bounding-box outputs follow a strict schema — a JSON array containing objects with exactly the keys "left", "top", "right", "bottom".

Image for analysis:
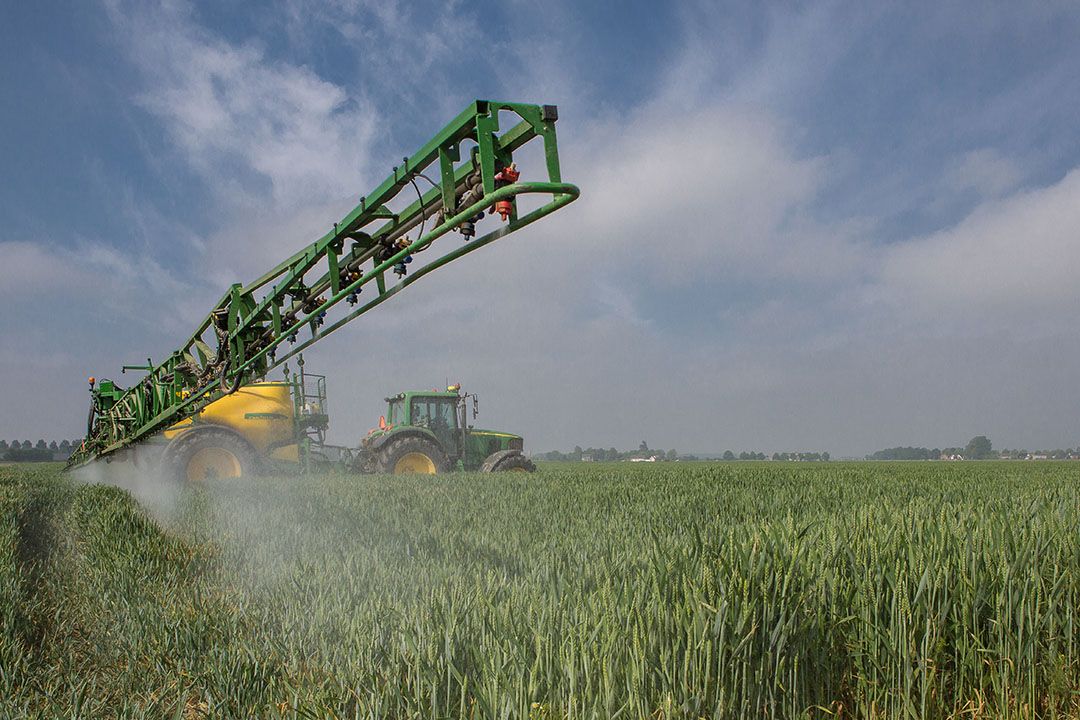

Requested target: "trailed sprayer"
[{"left": 68, "top": 101, "right": 577, "bottom": 480}]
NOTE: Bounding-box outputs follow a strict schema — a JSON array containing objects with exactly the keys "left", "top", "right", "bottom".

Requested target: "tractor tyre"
[
  {"left": 377, "top": 435, "right": 448, "bottom": 475},
  {"left": 481, "top": 451, "right": 536, "bottom": 473},
  {"left": 163, "top": 427, "right": 257, "bottom": 484}
]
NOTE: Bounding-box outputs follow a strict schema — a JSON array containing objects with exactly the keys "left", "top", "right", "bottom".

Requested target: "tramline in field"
[{"left": 68, "top": 100, "right": 577, "bottom": 480}]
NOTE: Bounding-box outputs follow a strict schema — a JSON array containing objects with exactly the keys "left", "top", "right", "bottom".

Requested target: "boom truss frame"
[{"left": 69, "top": 100, "right": 578, "bottom": 467}]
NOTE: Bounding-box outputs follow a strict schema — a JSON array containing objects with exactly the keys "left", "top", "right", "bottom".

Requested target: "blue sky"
[{"left": 2, "top": 1, "right": 1079, "bottom": 455}]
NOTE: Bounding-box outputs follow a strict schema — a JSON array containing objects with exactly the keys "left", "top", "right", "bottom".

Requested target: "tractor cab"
[{"left": 385, "top": 389, "right": 463, "bottom": 458}]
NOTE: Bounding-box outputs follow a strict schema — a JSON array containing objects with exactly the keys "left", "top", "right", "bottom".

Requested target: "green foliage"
[
  {"left": 868, "top": 446, "right": 941, "bottom": 460},
  {"left": 772, "top": 451, "right": 830, "bottom": 462},
  {"left": 2, "top": 446, "right": 54, "bottom": 462},
  {"left": 967, "top": 435, "right": 994, "bottom": 460},
  {"left": 0, "top": 439, "right": 74, "bottom": 462},
  {"left": 1, "top": 462, "right": 1078, "bottom": 718},
  {"left": 538, "top": 445, "right": 680, "bottom": 462}
]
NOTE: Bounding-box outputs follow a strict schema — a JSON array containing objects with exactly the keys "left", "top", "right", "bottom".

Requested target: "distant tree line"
[
  {"left": 868, "top": 447, "right": 944, "bottom": 461},
  {"left": 997, "top": 448, "right": 1080, "bottom": 460},
  {"left": 770, "top": 451, "right": 830, "bottom": 462},
  {"left": 537, "top": 441, "right": 687, "bottom": 463},
  {"left": 1, "top": 439, "right": 79, "bottom": 462},
  {"left": 536, "top": 442, "right": 831, "bottom": 463},
  {"left": 723, "top": 450, "right": 830, "bottom": 461},
  {"left": 869, "top": 436, "right": 993, "bottom": 460},
  {"left": 868, "top": 436, "right": 1079, "bottom": 461},
  {"left": 724, "top": 450, "right": 765, "bottom": 461}
]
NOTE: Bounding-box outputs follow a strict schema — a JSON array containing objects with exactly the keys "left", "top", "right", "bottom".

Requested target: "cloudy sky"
[{"left": 2, "top": 1, "right": 1079, "bottom": 456}]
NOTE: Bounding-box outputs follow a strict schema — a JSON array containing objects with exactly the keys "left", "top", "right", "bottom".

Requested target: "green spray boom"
[{"left": 69, "top": 100, "right": 578, "bottom": 468}]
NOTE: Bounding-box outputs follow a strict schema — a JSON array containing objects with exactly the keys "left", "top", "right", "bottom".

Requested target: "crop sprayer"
[{"left": 67, "top": 101, "right": 578, "bottom": 481}]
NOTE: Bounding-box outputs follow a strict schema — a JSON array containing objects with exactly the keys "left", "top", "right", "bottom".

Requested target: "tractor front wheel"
[
  {"left": 481, "top": 451, "right": 536, "bottom": 473},
  {"left": 163, "top": 427, "right": 256, "bottom": 483},
  {"left": 378, "top": 436, "right": 448, "bottom": 475}
]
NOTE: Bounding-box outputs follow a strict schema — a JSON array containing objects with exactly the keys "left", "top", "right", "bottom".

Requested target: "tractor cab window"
[
  {"left": 410, "top": 399, "right": 430, "bottom": 427},
  {"left": 410, "top": 397, "right": 461, "bottom": 456},
  {"left": 437, "top": 399, "right": 459, "bottom": 430},
  {"left": 387, "top": 399, "right": 404, "bottom": 424},
  {"left": 409, "top": 398, "right": 459, "bottom": 432}
]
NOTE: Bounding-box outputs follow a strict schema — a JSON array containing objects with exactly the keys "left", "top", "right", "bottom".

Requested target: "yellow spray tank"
[{"left": 157, "top": 370, "right": 328, "bottom": 482}]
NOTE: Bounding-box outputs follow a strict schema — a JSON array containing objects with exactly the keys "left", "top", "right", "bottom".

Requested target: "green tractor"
[{"left": 353, "top": 385, "right": 536, "bottom": 474}]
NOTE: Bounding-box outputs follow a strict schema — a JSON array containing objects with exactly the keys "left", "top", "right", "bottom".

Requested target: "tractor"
[{"left": 353, "top": 385, "right": 536, "bottom": 474}]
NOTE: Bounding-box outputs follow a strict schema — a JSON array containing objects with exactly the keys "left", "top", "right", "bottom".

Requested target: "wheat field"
[{"left": 2, "top": 461, "right": 1077, "bottom": 718}]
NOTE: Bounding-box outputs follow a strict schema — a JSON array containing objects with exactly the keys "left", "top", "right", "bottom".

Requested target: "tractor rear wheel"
[
  {"left": 378, "top": 435, "right": 448, "bottom": 475},
  {"left": 163, "top": 427, "right": 256, "bottom": 483}
]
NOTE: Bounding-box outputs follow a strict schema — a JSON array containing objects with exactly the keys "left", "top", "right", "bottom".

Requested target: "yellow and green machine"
[{"left": 68, "top": 101, "right": 575, "bottom": 480}]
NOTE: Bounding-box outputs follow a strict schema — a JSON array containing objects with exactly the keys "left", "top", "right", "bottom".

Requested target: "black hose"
[
  {"left": 219, "top": 359, "right": 242, "bottom": 395},
  {"left": 408, "top": 175, "right": 426, "bottom": 244},
  {"left": 86, "top": 400, "right": 96, "bottom": 438}
]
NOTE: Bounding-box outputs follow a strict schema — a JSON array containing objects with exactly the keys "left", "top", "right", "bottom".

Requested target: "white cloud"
[
  {"left": 106, "top": 0, "right": 378, "bottom": 208},
  {"left": 0, "top": 242, "right": 80, "bottom": 296},
  {"left": 879, "top": 167, "right": 1080, "bottom": 334},
  {"left": 941, "top": 148, "right": 1024, "bottom": 199},
  {"left": 0, "top": 235, "right": 215, "bottom": 441},
  {"left": 279, "top": 0, "right": 483, "bottom": 121},
  {"left": 0, "top": 238, "right": 208, "bottom": 332},
  {"left": 570, "top": 105, "right": 828, "bottom": 282}
]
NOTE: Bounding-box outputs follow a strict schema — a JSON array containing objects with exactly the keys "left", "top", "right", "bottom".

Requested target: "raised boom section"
[{"left": 69, "top": 100, "right": 578, "bottom": 468}]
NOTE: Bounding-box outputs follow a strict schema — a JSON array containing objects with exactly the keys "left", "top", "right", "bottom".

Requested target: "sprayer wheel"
[{"left": 163, "top": 427, "right": 256, "bottom": 484}]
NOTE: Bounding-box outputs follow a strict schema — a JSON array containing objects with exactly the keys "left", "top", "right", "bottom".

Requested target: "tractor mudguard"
[
  {"left": 162, "top": 423, "right": 251, "bottom": 458},
  {"left": 366, "top": 427, "right": 440, "bottom": 454}
]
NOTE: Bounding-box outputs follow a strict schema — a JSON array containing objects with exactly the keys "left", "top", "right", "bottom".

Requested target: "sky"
[{"left": 1, "top": 0, "right": 1079, "bottom": 456}]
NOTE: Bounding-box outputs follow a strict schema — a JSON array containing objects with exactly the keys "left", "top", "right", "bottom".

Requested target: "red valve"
[
  {"left": 493, "top": 164, "right": 520, "bottom": 221},
  {"left": 494, "top": 164, "right": 520, "bottom": 184}
]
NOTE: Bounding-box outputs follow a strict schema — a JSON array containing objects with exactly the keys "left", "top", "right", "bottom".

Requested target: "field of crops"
[{"left": 2, "top": 461, "right": 1078, "bottom": 718}]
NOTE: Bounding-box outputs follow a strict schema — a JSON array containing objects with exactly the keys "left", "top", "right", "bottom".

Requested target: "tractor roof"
[{"left": 386, "top": 390, "right": 461, "bottom": 401}]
